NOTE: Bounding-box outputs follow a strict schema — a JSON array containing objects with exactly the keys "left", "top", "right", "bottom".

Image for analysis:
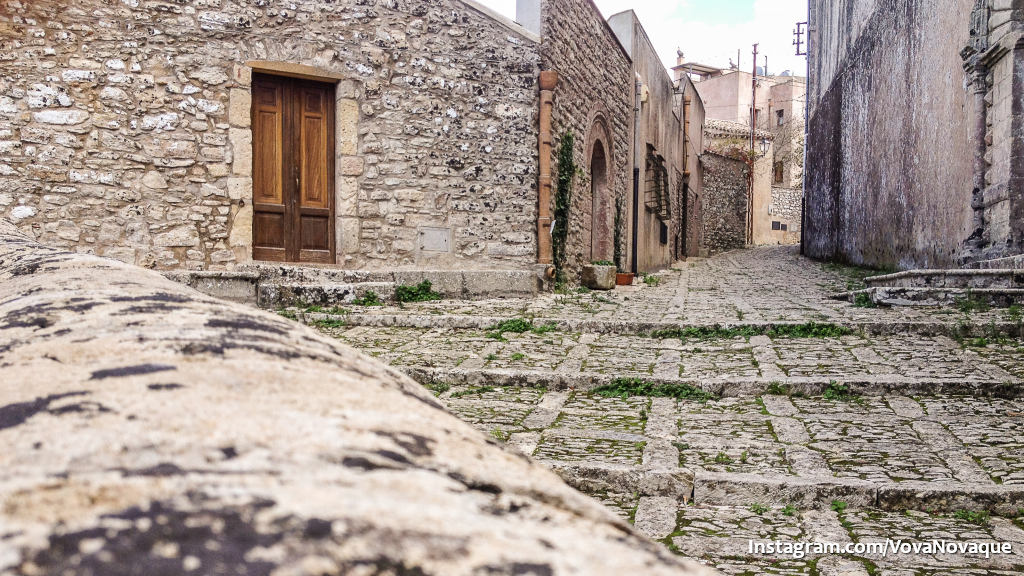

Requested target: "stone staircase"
[
  {"left": 832, "top": 268, "right": 1024, "bottom": 307},
  {"left": 165, "top": 263, "right": 540, "bottom": 307}
]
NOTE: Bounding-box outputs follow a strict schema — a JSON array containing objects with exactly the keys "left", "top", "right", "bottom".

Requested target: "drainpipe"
[
  {"left": 631, "top": 75, "right": 642, "bottom": 275},
  {"left": 537, "top": 70, "right": 558, "bottom": 276}
]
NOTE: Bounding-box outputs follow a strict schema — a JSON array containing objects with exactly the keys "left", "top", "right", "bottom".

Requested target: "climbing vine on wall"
[{"left": 552, "top": 130, "right": 575, "bottom": 282}]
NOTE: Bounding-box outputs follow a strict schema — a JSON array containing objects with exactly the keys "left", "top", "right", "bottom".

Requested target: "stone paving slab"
[
  {"left": 651, "top": 505, "right": 1024, "bottom": 576},
  {"left": 294, "top": 247, "right": 1024, "bottom": 338},
  {"left": 315, "top": 323, "right": 1023, "bottom": 397},
  {"left": 408, "top": 384, "right": 1024, "bottom": 516}
]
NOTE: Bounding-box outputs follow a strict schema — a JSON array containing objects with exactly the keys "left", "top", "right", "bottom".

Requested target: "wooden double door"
[{"left": 251, "top": 74, "right": 335, "bottom": 263}]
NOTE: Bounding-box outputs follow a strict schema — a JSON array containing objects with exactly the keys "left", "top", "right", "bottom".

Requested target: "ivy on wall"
[{"left": 552, "top": 130, "right": 575, "bottom": 282}]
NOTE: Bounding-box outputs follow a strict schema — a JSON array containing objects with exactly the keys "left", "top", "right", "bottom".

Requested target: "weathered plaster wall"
[
  {"left": 0, "top": 218, "right": 716, "bottom": 576},
  {"left": 537, "top": 0, "right": 632, "bottom": 276},
  {"left": 681, "top": 78, "right": 706, "bottom": 258},
  {"left": 701, "top": 152, "right": 748, "bottom": 254},
  {"left": 608, "top": 11, "right": 687, "bottom": 273},
  {"left": 0, "top": 0, "right": 539, "bottom": 271},
  {"left": 805, "top": 0, "right": 977, "bottom": 269}
]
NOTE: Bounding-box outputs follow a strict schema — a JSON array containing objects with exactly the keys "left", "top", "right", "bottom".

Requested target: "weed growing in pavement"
[
  {"left": 510, "top": 352, "right": 525, "bottom": 361},
  {"left": 955, "top": 292, "right": 991, "bottom": 314},
  {"left": 310, "top": 317, "right": 346, "bottom": 329},
  {"left": 277, "top": 308, "right": 297, "bottom": 320},
  {"left": 425, "top": 382, "right": 450, "bottom": 396},
  {"left": 592, "top": 378, "right": 716, "bottom": 403},
  {"left": 642, "top": 274, "right": 662, "bottom": 287},
  {"left": 853, "top": 292, "right": 877, "bottom": 308},
  {"left": 450, "top": 386, "right": 495, "bottom": 399},
  {"left": 782, "top": 505, "right": 797, "bottom": 517},
  {"left": 831, "top": 500, "right": 848, "bottom": 514},
  {"left": 749, "top": 503, "right": 768, "bottom": 515},
  {"left": 1007, "top": 305, "right": 1023, "bottom": 324},
  {"left": 953, "top": 509, "right": 991, "bottom": 526},
  {"left": 395, "top": 280, "right": 442, "bottom": 303},
  {"left": 486, "top": 318, "right": 558, "bottom": 340},
  {"left": 823, "top": 381, "right": 860, "bottom": 402},
  {"left": 490, "top": 428, "right": 510, "bottom": 442},
  {"left": 765, "top": 381, "right": 791, "bottom": 396},
  {"left": 352, "top": 290, "right": 384, "bottom": 306},
  {"left": 714, "top": 452, "right": 734, "bottom": 464},
  {"left": 651, "top": 322, "right": 853, "bottom": 341}
]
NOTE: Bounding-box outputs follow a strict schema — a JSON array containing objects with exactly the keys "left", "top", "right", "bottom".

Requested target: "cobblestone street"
[{"left": 301, "top": 247, "right": 1024, "bottom": 575}]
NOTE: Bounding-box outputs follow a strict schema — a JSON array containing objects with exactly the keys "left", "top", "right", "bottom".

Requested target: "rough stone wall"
[
  {"left": 0, "top": 218, "right": 717, "bottom": 576},
  {"left": 805, "top": 0, "right": 977, "bottom": 269},
  {"left": 539, "top": 0, "right": 632, "bottom": 277},
  {"left": 0, "top": 0, "right": 539, "bottom": 272},
  {"left": 769, "top": 186, "right": 803, "bottom": 245},
  {"left": 701, "top": 152, "right": 748, "bottom": 254}
]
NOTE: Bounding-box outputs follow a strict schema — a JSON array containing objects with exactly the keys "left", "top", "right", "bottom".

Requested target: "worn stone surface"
[
  {"left": 581, "top": 264, "right": 616, "bottom": 290},
  {"left": 804, "top": 0, "right": 1024, "bottom": 268},
  {"left": 0, "top": 0, "right": 540, "bottom": 271},
  {"left": 701, "top": 153, "right": 749, "bottom": 254},
  {"left": 0, "top": 219, "right": 715, "bottom": 576}
]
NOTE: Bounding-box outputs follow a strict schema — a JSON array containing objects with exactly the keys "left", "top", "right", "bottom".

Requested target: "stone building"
[
  {"left": 607, "top": 10, "right": 703, "bottom": 271},
  {"left": 700, "top": 119, "right": 777, "bottom": 253},
  {"left": 804, "top": 0, "right": 1023, "bottom": 269},
  {"left": 0, "top": 0, "right": 706, "bottom": 287},
  {"left": 680, "top": 58, "right": 804, "bottom": 247}
]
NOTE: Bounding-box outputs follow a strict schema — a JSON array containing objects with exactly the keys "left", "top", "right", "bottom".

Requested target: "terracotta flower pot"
[{"left": 615, "top": 273, "right": 635, "bottom": 286}]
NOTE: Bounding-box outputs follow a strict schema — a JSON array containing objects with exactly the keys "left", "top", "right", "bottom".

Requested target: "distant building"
[{"left": 677, "top": 53, "right": 804, "bottom": 247}]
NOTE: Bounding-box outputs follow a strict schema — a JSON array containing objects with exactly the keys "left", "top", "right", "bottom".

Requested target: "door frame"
[{"left": 250, "top": 68, "right": 338, "bottom": 264}]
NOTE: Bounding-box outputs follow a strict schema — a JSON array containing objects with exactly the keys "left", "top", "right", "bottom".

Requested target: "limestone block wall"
[
  {"left": 538, "top": 0, "right": 633, "bottom": 276},
  {"left": 0, "top": 218, "right": 716, "bottom": 576},
  {"left": 805, "top": 0, "right": 977, "bottom": 269},
  {"left": 769, "top": 186, "right": 803, "bottom": 245},
  {"left": 701, "top": 152, "right": 748, "bottom": 254},
  {"left": 0, "top": 0, "right": 539, "bottom": 271}
]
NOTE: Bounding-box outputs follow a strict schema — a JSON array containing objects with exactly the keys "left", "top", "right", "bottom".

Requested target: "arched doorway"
[{"left": 590, "top": 141, "right": 611, "bottom": 262}]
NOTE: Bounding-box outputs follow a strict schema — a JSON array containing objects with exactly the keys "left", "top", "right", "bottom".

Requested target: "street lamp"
[{"left": 759, "top": 137, "right": 771, "bottom": 158}]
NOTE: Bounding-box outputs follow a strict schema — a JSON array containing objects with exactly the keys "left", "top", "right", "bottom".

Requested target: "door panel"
[{"left": 251, "top": 74, "right": 335, "bottom": 263}]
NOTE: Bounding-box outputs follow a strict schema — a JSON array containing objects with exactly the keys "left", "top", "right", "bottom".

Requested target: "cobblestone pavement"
[
  {"left": 300, "top": 247, "right": 1024, "bottom": 574},
  {"left": 302, "top": 246, "right": 1021, "bottom": 332}
]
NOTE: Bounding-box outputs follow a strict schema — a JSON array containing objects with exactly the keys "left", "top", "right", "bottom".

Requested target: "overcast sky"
[{"left": 477, "top": 0, "right": 808, "bottom": 76}]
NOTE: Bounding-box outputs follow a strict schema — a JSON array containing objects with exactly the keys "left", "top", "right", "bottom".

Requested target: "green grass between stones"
[
  {"left": 651, "top": 322, "right": 854, "bottom": 341},
  {"left": 592, "top": 377, "right": 716, "bottom": 403}
]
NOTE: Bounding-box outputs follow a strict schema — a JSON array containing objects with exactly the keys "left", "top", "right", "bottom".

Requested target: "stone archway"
[
  {"left": 584, "top": 109, "right": 614, "bottom": 263},
  {"left": 589, "top": 141, "right": 610, "bottom": 261}
]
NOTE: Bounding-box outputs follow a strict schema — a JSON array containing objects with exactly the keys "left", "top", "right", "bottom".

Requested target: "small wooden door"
[{"left": 251, "top": 74, "right": 335, "bottom": 263}]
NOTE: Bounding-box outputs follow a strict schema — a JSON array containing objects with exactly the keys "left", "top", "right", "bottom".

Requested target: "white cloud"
[{"left": 474, "top": 0, "right": 808, "bottom": 76}]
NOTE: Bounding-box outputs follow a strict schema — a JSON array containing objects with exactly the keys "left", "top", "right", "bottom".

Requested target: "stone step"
[
  {"left": 968, "top": 254, "right": 1024, "bottom": 270},
  {"left": 303, "top": 309, "right": 1024, "bottom": 339},
  {"left": 242, "top": 263, "right": 540, "bottom": 299},
  {"left": 260, "top": 282, "right": 395, "bottom": 308},
  {"left": 166, "top": 266, "right": 540, "bottom": 305},
  {"left": 832, "top": 286, "right": 1024, "bottom": 308},
  {"left": 400, "top": 366, "right": 1022, "bottom": 399},
  {"left": 865, "top": 269, "right": 1024, "bottom": 289}
]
